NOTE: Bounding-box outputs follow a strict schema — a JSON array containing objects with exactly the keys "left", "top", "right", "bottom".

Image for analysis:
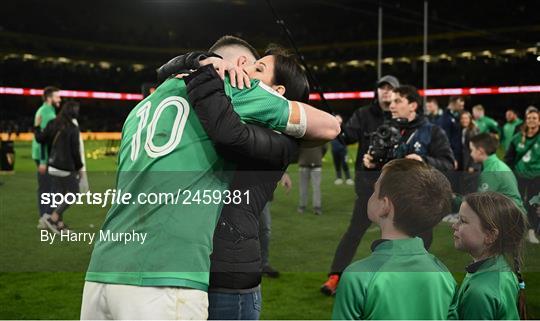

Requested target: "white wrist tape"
[{"left": 285, "top": 101, "right": 307, "bottom": 138}]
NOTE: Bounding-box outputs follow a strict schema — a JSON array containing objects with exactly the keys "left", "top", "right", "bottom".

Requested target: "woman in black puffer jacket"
[{"left": 35, "top": 101, "right": 82, "bottom": 233}]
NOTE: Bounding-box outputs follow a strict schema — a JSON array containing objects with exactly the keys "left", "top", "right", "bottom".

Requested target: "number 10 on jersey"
[{"left": 131, "top": 96, "right": 190, "bottom": 160}]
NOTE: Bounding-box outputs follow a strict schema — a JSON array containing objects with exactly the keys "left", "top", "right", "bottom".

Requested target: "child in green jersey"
[
  {"left": 332, "top": 159, "right": 458, "bottom": 320},
  {"left": 452, "top": 192, "right": 527, "bottom": 319},
  {"left": 468, "top": 133, "right": 526, "bottom": 213}
]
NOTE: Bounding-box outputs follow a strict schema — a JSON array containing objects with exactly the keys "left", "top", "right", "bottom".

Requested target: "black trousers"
[
  {"left": 36, "top": 161, "right": 52, "bottom": 217},
  {"left": 51, "top": 172, "right": 79, "bottom": 216},
  {"left": 329, "top": 171, "right": 433, "bottom": 275}
]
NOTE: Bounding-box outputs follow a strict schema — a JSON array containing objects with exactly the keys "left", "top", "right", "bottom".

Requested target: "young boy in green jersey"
[
  {"left": 452, "top": 192, "right": 527, "bottom": 319},
  {"left": 332, "top": 159, "right": 458, "bottom": 320},
  {"left": 468, "top": 133, "right": 526, "bottom": 213}
]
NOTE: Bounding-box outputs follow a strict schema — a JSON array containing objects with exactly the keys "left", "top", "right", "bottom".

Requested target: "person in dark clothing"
[
  {"left": 34, "top": 101, "right": 83, "bottom": 233},
  {"left": 166, "top": 39, "right": 336, "bottom": 318},
  {"left": 459, "top": 111, "right": 481, "bottom": 194},
  {"left": 321, "top": 75, "right": 399, "bottom": 295},
  {"left": 440, "top": 95, "right": 465, "bottom": 169},
  {"left": 322, "top": 84, "right": 455, "bottom": 296},
  {"left": 426, "top": 97, "right": 444, "bottom": 128},
  {"left": 185, "top": 61, "right": 312, "bottom": 319}
]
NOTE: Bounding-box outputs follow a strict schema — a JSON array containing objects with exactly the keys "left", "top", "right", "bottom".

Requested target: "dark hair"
[
  {"left": 379, "top": 159, "right": 452, "bottom": 236},
  {"left": 55, "top": 101, "right": 80, "bottom": 129},
  {"left": 209, "top": 35, "right": 260, "bottom": 60},
  {"left": 506, "top": 108, "right": 518, "bottom": 115},
  {"left": 448, "top": 95, "right": 464, "bottom": 103},
  {"left": 470, "top": 133, "right": 499, "bottom": 155},
  {"left": 393, "top": 85, "right": 422, "bottom": 113},
  {"left": 426, "top": 97, "right": 438, "bottom": 104},
  {"left": 264, "top": 44, "right": 310, "bottom": 103},
  {"left": 42, "top": 86, "right": 60, "bottom": 102},
  {"left": 464, "top": 192, "right": 528, "bottom": 319}
]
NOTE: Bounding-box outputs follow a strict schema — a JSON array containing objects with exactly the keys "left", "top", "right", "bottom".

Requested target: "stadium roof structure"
[{"left": 1, "top": 0, "right": 538, "bottom": 64}]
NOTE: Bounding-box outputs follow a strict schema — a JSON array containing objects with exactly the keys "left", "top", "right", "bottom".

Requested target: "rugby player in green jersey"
[
  {"left": 81, "top": 36, "right": 339, "bottom": 319},
  {"left": 33, "top": 87, "right": 61, "bottom": 227},
  {"left": 469, "top": 133, "right": 525, "bottom": 213}
]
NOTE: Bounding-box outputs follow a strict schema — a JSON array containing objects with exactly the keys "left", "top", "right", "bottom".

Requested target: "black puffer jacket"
[
  {"left": 341, "top": 97, "right": 392, "bottom": 172},
  {"left": 34, "top": 119, "right": 82, "bottom": 172},
  {"left": 185, "top": 65, "right": 299, "bottom": 290}
]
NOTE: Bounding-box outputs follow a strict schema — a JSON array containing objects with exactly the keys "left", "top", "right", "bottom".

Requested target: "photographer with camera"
[
  {"left": 321, "top": 84, "right": 454, "bottom": 296},
  {"left": 363, "top": 85, "right": 454, "bottom": 172}
]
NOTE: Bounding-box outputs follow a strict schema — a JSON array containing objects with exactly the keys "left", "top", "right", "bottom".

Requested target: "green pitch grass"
[{"left": 1, "top": 141, "right": 539, "bottom": 319}]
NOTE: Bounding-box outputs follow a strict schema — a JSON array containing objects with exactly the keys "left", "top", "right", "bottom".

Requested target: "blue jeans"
[
  {"left": 332, "top": 148, "right": 350, "bottom": 179},
  {"left": 208, "top": 288, "right": 262, "bottom": 320}
]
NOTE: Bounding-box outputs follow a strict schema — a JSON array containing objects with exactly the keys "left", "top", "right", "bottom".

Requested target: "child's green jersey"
[
  {"left": 479, "top": 154, "right": 525, "bottom": 213},
  {"left": 332, "top": 238, "right": 458, "bottom": 320},
  {"left": 457, "top": 255, "right": 519, "bottom": 320},
  {"left": 86, "top": 76, "right": 302, "bottom": 291}
]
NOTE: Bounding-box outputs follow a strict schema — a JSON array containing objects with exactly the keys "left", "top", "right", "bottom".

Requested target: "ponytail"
[
  {"left": 464, "top": 192, "right": 528, "bottom": 319},
  {"left": 514, "top": 257, "right": 528, "bottom": 320}
]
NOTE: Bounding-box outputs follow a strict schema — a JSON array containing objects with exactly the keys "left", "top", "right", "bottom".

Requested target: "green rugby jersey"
[
  {"left": 474, "top": 116, "right": 500, "bottom": 135},
  {"left": 31, "top": 103, "right": 56, "bottom": 164},
  {"left": 510, "top": 132, "right": 540, "bottom": 179},
  {"left": 501, "top": 119, "right": 522, "bottom": 152},
  {"left": 86, "top": 76, "right": 300, "bottom": 290},
  {"left": 457, "top": 255, "right": 519, "bottom": 320},
  {"left": 478, "top": 154, "right": 525, "bottom": 213},
  {"left": 332, "top": 238, "right": 458, "bottom": 320}
]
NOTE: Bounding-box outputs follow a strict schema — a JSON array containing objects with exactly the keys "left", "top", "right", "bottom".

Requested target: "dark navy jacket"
[{"left": 439, "top": 109, "right": 462, "bottom": 168}]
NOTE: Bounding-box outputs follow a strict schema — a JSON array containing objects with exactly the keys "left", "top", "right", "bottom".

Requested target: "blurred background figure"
[
  {"left": 298, "top": 145, "right": 326, "bottom": 215},
  {"left": 472, "top": 104, "right": 500, "bottom": 136},
  {"left": 426, "top": 97, "right": 444, "bottom": 128},
  {"left": 330, "top": 135, "right": 353, "bottom": 185},
  {"left": 441, "top": 95, "right": 465, "bottom": 170},
  {"left": 33, "top": 86, "right": 61, "bottom": 229},
  {"left": 459, "top": 111, "right": 481, "bottom": 193},
  {"left": 501, "top": 108, "right": 523, "bottom": 152},
  {"left": 505, "top": 107, "right": 540, "bottom": 244},
  {"left": 34, "top": 101, "right": 83, "bottom": 234}
]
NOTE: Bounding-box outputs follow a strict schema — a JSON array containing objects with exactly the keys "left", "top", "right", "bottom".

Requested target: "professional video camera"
[{"left": 367, "top": 119, "right": 405, "bottom": 165}]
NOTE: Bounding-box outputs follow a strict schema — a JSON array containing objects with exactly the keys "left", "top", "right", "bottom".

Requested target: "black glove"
[{"left": 156, "top": 51, "right": 222, "bottom": 84}]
